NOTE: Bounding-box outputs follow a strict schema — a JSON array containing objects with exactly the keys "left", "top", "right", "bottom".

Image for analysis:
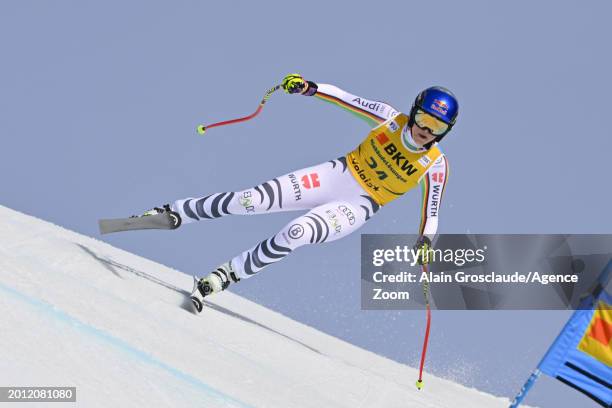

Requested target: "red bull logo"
[{"left": 431, "top": 99, "right": 449, "bottom": 116}]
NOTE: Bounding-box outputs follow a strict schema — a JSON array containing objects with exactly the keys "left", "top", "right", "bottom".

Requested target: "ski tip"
[
  {"left": 197, "top": 125, "right": 206, "bottom": 135},
  {"left": 98, "top": 219, "right": 111, "bottom": 235},
  {"left": 186, "top": 276, "right": 204, "bottom": 314},
  {"left": 190, "top": 297, "right": 204, "bottom": 314},
  {"left": 416, "top": 380, "right": 424, "bottom": 390},
  {"left": 179, "top": 295, "right": 202, "bottom": 315}
]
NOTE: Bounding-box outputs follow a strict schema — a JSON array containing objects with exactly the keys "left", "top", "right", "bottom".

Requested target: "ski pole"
[
  {"left": 196, "top": 84, "right": 282, "bottom": 135},
  {"left": 416, "top": 263, "right": 432, "bottom": 390}
]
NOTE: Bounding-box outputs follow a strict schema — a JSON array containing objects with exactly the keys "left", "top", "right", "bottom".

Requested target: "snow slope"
[{"left": 0, "top": 205, "right": 527, "bottom": 407}]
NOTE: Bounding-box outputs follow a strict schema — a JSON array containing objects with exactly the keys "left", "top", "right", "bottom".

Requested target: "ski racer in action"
[{"left": 149, "top": 74, "right": 458, "bottom": 312}]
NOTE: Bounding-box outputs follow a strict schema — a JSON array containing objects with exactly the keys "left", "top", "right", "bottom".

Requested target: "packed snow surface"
[{"left": 0, "top": 205, "right": 528, "bottom": 407}]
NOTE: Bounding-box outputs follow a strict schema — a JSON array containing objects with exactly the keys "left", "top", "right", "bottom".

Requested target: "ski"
[
  {"left": 98, "top": 211, "right": 181, "bottom": 235},
  {"left": 189, "top": 276, "right": 205, "bottom": 314}
]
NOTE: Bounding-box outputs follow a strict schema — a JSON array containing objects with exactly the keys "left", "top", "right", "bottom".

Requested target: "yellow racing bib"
[{"left": 346, "top": 113, "right": 442, "bottom": 205}]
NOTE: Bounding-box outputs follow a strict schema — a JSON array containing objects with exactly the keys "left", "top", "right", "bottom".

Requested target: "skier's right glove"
[{"left": 281, "top": 74, "right": 317, "bottom": 96}]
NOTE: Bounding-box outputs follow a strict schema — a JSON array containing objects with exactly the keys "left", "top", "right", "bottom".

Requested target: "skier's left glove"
[
  {"left": 413, "top": 236, "right": 433, "bottom": 265},
  {"left": 281, "top": 73, "right": 317, "bottom": 96}
]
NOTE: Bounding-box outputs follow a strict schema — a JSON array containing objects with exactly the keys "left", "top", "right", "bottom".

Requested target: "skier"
[{"left": 147, "top": 74, "right": 458, "bottom": 312}]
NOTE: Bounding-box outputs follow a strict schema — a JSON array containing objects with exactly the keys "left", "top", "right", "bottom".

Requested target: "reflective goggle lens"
[{"left": 414, "top": 109, "right": 450, "bottom": 136}]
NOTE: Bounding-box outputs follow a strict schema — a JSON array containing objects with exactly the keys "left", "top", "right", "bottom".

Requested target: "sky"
[{"left": 1, "top": 1, "right": 611, "bottom": 407}]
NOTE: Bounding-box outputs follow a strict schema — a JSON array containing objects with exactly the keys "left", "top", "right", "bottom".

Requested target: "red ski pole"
[
  {"left": 196, "top": 84, "right": 282, "bottom": 135},
  {"left": 416, "top": 263, "right": 432, "bottom": 390}
]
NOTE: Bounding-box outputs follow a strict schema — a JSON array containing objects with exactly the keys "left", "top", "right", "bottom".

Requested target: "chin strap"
[{"left": 404, "top": 125, "right": 429, "bottom": 152}]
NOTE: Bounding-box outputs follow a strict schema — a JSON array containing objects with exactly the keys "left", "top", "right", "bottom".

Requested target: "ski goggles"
[{"left": 413, "top": 109, "right": 451, "bottom": 136}]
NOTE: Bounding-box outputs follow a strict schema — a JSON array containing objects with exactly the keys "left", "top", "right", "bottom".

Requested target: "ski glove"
[
  {"left": 281, "top": 74, "right": 317, "bottom": 96},
  {"left": 413, "top": 236, "right": 433, "bottom": 265}
]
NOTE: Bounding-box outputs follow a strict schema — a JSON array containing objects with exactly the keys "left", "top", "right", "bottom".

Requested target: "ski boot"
[
  {"left": 137, "top": 204, "right": 182, "bottom": 229},
  {"left": 99, "top": 203, "right": 182, "bottom": 235},
  {"left": 190, "top": 262, "right": 240, "bottom": 313}
]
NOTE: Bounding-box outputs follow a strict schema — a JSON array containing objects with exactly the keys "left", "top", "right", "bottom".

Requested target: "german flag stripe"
[
  {"left": 315, "top": 91, "right": 384, "bottom": 126},
  {"left": 441, "top": 156, "right": 449, "bottom": 199},
  {"left": 419, "top": 175, "right": 430, "bottom": 235}
]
